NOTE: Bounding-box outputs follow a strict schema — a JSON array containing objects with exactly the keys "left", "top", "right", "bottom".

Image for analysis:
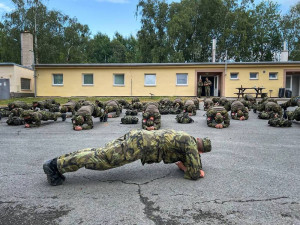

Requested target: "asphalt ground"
[{"left": 0, "top": 103, "right": 299, "bottom": 225}]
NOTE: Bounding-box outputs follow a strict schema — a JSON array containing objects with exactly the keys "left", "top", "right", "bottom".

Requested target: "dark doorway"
[
  {"left": 197, "top": 72, "right": 221, "bottom": 97},
  {"left": 0, "top": 79, "right": 10, "bottom": 100}
]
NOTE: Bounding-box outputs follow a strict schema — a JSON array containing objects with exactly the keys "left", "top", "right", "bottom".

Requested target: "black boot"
[
  {"left": 61, "top": 113, "right": 67, "bottom": 121},
  {"left": 43, "top": 158, "right": 65, "bottom": 186}
]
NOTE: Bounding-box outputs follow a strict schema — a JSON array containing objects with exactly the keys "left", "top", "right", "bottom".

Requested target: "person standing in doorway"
[
  {"left": 204, "top": 78, "right": 212, "bottom": 97},
  {"left": 197, "top": 78, "right": 203, "bottom": 98}
]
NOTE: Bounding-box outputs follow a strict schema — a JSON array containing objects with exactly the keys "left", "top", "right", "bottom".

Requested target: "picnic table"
[{"left": 235, "top": 85, "right": 267, "bottom": 98}]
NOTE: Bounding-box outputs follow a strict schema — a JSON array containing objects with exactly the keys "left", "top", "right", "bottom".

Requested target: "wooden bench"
[
  {"left": 234, "top": 92, "right": 267, "bottom": 98},
  {"left": 235, "top": 85, "right": 267, "bottom": 98}
]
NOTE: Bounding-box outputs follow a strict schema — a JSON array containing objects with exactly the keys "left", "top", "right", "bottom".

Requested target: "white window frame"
[
  {"left": 144, "top": 74, "right": 156, "bottom": 86},
  {"left": 20, "top": 78, "right": 31, "bottom": 90},
  {"left": 230, "top": 73, "right": 239, "bottom": 80},
  {"left": 52, "top": 74, "right": 63, "bottom": 86},
  {"left": 269, "top": 72, "right": 278, "bottom": 80},
  {"left": 82, "top": 73, "right": 94, "bottom": 86},
  {"left": 249, "top": 72, "right": 258, "bottom": 80},
  {"left": 176, "top": 73, "right": 188, "bottom": 86},
  {"left": 113, "top": 74, "right": 125, "bottom": 86}
]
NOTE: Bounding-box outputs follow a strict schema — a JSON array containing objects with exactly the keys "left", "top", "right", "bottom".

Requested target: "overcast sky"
[{"left": 0, "top": 0, "right": 299, "bottom": 38}]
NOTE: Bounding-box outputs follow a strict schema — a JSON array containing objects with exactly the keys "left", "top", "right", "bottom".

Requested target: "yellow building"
[
  {"left": 0, "top": 63, "right": 34, "bottom": 99},
  {"left": 35, "top": 62, "right": 300, "bottom": 98}
]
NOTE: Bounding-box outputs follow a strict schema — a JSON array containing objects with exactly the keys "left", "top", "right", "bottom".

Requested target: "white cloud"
[
  {"left": 0, "top": 3, "right": 12, "bottom": 12},
  {"left": 96, "top": 0, "right": 129, "bottom": 4}
]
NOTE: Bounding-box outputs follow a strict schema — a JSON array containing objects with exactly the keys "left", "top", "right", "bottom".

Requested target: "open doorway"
[
  {"left": 197, "top": 72, "right": 221, "bottom": 97},
  {"left": 286, "top": 72, "right": 300, "bottom": 97}
]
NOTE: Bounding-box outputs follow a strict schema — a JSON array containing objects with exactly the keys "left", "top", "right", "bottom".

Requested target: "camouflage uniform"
[
  {"left": 207, "top": 106, "right": 230, "bottom": 128},
  {"left": 192, "top": 98, "right": 200, "bottom": 110},
  {"left": 176, "top": 112, "right": 194, "bottom": 123},
  {"left": 125, "top": 110, "right": 138, "bottom": 116},
  {"left": 6, "top": 108, "right": 25, "bottom": 126},
  {"left": 142, "top": 103, "right": 161, "bottom": 130},
  {"left": 159, "top": 98, "right": 172, "bottom": 115},
  {"left": 219, "top": 97, "right": 231, "bottom": 111},
  {"left": 204, "top": 98, "right": 214, "bottom": 111},
  {"left": 0, "top": 106, "right": 10, "bottom": 119},
  {"left": 183, "top": 100, "right": 196, "bottom": 116},
  {"left": 105, "top": 100, "right": 122, "bottom": 117},
  {"left": 244, "top": 94, "right": 256, "bottom": 109},
  {"left": 286, "top": 107, "right": 300, "bottom": 121},
  {"left": 204, "top": 80, "right": 212, "bottom": 97},
  {"left": 212, "top": 97, "right": 220, "bottom": 105},
  {"left": 60, "top": 100, "right": 80, "bottom": 115},
  {"left": 117, "top": 99, "right": 131, "bottom": 109},
  {"left": 121, "top": 115, "right": 139, "bottom": 124},
  {"left": 170, "top": 98, "right": 183, "bottom": 114},
  {"left": 43, "top": 99, "right": 60, "bottom": 112},
  {"left": 258, "top": 102, "right": 282, "bottom": 120},
  {"left": 197, "top": 80, "right": 203, "bottom": 97},
  {"left": 8, "top": 101, "right": 31, "bottom": 111},
  {"left": 268, "top": 118, "right": 292, "bottom": 127},
  {"left": 55, "top": 129, "right": 211, "bottom": 180},
  {"left": 21, "top": 110, "right": 63, "bottom": 127},
  {"left": 280, "top": 96, "right": 300, "bottom": 109},
  {"left": 231, "top": 101, "right": 249, "bottom": 120}
]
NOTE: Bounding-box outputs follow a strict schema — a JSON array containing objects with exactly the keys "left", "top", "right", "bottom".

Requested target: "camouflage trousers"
[{"left": 57, "top": 134, "right": 142, "bottom": 174}]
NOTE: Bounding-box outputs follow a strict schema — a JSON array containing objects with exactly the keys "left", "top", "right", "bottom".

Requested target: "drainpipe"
[
  {"left": 34, "top": 65, "right": 37, "bottom": 98},
  {"left": 212, "top": 39, "right": 217, "bottom": 63}
]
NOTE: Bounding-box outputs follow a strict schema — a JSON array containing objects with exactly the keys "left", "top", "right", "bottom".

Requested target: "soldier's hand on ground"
[
  {"left": 75, "top": 126, "right": 82, "bottom": 131},
  {"left": 200, "top": 170, "right": 205, "bottom": 178},
  {"left": 175, "top": 161, "right": 186, "bottom": 172}
]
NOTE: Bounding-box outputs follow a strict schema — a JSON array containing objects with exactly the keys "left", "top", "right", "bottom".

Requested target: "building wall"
[
  {"left": 13, "top": 66, "right": 34, "bottom": 93},
  {"left": 0, "top": 66, "right": 14, "bottom": 92},
  {"left": 36, "top": 68, "right": 196, "bottom": 97},
  {"left": 0, "top": 65, "right": 34, "bottom": 94},
  {"left": 225, "top": 66, "right": 285, "bottom": 97},
  {"left": 36, "top": 64, "right": 300, "bottom": 97}
]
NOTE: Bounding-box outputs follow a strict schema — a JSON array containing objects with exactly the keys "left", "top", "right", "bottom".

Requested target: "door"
[
  {"left": 0, "top": 79, "right": 10, "bottom": 100},
  {"left": 286, "top": 75, "right": 292, "bottom": 91},
  {"left": 214, "top": 75, "right": 219, "bottom": 96}
]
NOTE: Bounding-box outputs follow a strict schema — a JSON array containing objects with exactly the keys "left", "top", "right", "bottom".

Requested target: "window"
[
  {"left": 230, "top": 73, "right": 239, "bottom": 80},
  {"left": 269, "top": 73, "right": 278, "bottom": 80},
  {"left": 83, "top": 74, "right": 94, "bottom": 85},
  {"left": 114, "top": 74, "right": 125, "bottom": 86},
  {"left": 144, "top": 74, "right": 156, "bottom": 86},
  {"left": 250, "top": 72, "right": 258, "bottom": 80},
  {"left": 53, "top": 74, "right": 63, "bottom": 85},
  {"left": 21, "top": 78, "right": 30, "bottom": 90},
  {"left": 176, "top": 74, "right": 188, "bottom": 85}
]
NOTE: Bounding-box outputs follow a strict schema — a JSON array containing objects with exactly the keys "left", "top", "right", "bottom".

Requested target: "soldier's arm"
[{"left": 182, "top": 138, "right": 203, "bottom": 180}]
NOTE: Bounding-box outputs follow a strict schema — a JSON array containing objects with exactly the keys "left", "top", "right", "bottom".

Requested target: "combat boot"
[
  {"left": 43, "top": 158, "right": 65, "bottom": 186},
  {"left": 61, "top": 113, "right": 67, "bottom": 121}
]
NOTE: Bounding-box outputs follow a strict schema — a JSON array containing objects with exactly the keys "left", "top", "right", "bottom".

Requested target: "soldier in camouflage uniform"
[
  {"left": 258, "top": 102, "right": 282, "bottom": 120},
  {"left": 192, "top": 97, "right": 200, "bottom": 110},
  {"left": 6, "top": 108, "right": 25, "bottom": 126},
  {"left": 203, "top": 98, "right": 214, "bottom": 111},
  {"left": 176, "top": 112, "right": 194, "bottom": 123},
  {"left": 43, "top": 129, "right": 212, "bottom": 186},
  {"left": 268, "top": 117, "right": 292, "bottom": 127},
  {"left": 204, "top": 78, "right": 212, "bottom": 97},
  {"left": 244, "top": 94, "right": 256, "bottom": 109},
  {"left": 21, "top": 110, "right": 65, "bottom": 127},
  {"left": 8, "top": 101, "right": 31, "bottom": 111},
  {"left": 117, "top": 99, "right": 131, "bottom": 109},
  {"left": 121, "top": 115, "right": 139, "bottom": 124},
  {"left": 207, "top": 106, "right": 230, "bottom": 129},
  {"left": 142, "top": 103, "right": 161, "bottom": 130},
  {"left": 212, "top": 97, "right": 220, "bottom": 105},
  {"left": 286, "top": 107, "right": 300, "bottom": 121},
  {"left": 170, "top": 98, "right": 183, "bottom": 114},
  {"left": 43, "top": 99, "right": 60, "bottom": 112},
  {"left": 197, "top": 79, "right": 204, "bottom": 97},
  {"left": 72, "top": 101, "right": 106, "bottom": 130},
  {"left": 218, "top": 97, "right": 231, "bottom": 111},
  {"left": 60, "top": 100, "right": 80, "bottom": 115},
  {"left": 0, "top": 106, "right": 10, "bottom": 120},
  {"left": 105, "top": 100, "right": 122, "bottom": 118},
  {"left": 231, "top": 101, "right": 249, "bottom": 120},
  {"left": 158, "top": 98, "right": 172, "bottom": 115},
  {"left": 183, "top": 100, "right": 196, "bottom": 116}
]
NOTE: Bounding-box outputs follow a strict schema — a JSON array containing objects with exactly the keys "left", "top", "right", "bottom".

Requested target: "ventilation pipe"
[
  {"left": 280, "top": 41, "right": 288, "bottom": 62},
  {"left": 212, "top": 39, "right": 216, "bottom": 63}
]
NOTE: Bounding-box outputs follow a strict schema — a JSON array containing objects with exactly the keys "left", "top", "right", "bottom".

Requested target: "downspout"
[{"left": 34, "top": 65, "right": 37, "bottom": 98}]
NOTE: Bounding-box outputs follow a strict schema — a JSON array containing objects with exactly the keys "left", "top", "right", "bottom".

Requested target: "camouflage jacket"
[{"left": 108, "top": 129, "right": 202, "bottom": 180}]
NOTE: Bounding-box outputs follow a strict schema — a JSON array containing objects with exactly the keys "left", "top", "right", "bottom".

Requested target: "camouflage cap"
[{"left": 202, "top": 138, "right": 211, "bottom": 152}]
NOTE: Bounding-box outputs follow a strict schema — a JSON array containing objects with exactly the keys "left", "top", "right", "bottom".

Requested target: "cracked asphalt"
[{"left": 0, "top": 102, "right": 300, "bottom": 225}]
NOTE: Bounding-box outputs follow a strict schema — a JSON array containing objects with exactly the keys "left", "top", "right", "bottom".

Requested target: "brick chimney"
[{"left": 21, "top": 31, "right": 34, "bottom": 68}]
